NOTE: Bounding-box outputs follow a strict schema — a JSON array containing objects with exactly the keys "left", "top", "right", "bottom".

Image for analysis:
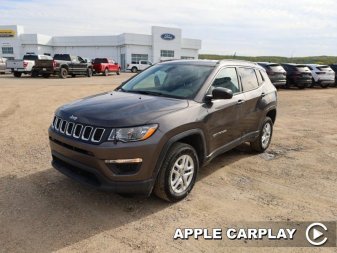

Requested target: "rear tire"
[
  {"left": 131, "top": 67, "right": 138, "bottom": 73},
  {"left": 87, "top": 68, "right": 93, "bottom": 77},
  {"left": 320, "top": 83, "right": 329, "bottom": 88},
  {"left": 309, "top": 78, "right": 315, "bottom": 88},
  {"left": 31, "top": 71, "right": 38, "bottom": 78},
  {"left": 103, "top": 68, "right": 109, "bottom": 76},
  {"left": 59, "top": 68, "right": 68, "bottom": 79},
  {"left": 250, "top": 117, "right": 273, "bottom": 153},
  {"left": 117, "top": 68, "right": 121, "bottom": 75},
  {"left": 13, "top": 72, "right": 22, "bottom": 78},
  {"left": 154, "top": 143, "right": 199, "bottom": 202}
]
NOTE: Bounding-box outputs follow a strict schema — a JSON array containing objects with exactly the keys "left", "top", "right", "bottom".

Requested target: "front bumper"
[
  {"left": 52, "top": 151, "right": 154, "bottom": 194},
  {"left": 49, "top": 129, "right": 163, "bottom": 195},
  {"left": 271, "top": 79, "right": 286, "bottom": 87},
  {"left": 317, "top": 79, "right": 335, "bottom": 85}
]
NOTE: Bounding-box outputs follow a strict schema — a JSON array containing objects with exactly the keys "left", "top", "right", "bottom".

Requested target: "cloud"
[{"left": 0, "top": 0, "right": 336, "bottom": 56}]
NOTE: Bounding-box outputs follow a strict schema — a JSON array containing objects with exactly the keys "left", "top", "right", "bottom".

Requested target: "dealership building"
[{"left": 0, "top": 25, "right": 201, "bottom": 70}]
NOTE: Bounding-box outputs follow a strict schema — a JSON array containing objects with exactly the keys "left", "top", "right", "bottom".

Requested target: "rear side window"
[
  {"left": 239, "top": 68, "right": 259, "bottom": 91},
  {"left": 255, "top": 69, "right": 264, "bottom": 85},
  {"left": 260, "top": 71, "right": 269, "bottom": 82},
  {"left": 211, "top": 68, "right": 240, "bottom": 94}
]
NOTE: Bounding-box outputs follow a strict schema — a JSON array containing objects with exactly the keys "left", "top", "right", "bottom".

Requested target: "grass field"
[{"left": 199, "top": 54, "right": 337, "bottom": 65}]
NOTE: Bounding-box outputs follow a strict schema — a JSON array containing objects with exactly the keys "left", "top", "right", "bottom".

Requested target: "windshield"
[
  {"left": 268, "top": 64, "right": 284, "bottom": 72},
  {"left": 317, "top": 66, "right": 331, "bottom": 71},
  {"left": 296, "top": 66, "right": 310, "bottom": 72},
  {"left": 120, "top": 63, "right": 214, "bottom": 99},
  {"left": 54, "top": 54, "right": 71, "bottom": 61},
  {"left": 94, "top": 58, "right": 108, "bottom": 64}
]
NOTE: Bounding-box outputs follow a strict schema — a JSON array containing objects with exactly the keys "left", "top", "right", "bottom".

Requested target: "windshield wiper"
[
  {"left": 123, "top": 89, "right": 182, "bottom": 99},
  {"left": 128, "top": 90, "right": 166, "bottom": 96},
  {"left": 117, "top": 87, "right": 127, "bottom": 92}
]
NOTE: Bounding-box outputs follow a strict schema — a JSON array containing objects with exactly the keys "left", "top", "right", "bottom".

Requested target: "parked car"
[
  {"left": 329, "top": 64, "right": 337, "bottom": 86},
  {"left": 6, "top": 54, "right": 52, "bottom": 77},
  {"left": 127, "top": 60, "right": 152, "bottom": 73},
  {"left": 92, "top": 58, "right": 121, "bottom": 76},
  {"left": 257, "top": 62, "right": 287, "bottom": 88},
  {"left": 49, "top": 59, "right": 277, "bottom": 202},
  {"left": 0, "top": 57, "right": 6, "bottom": 74},
  {"left": 305, "top": 64, "right": 335, "bottom": 88},
  {"left": 281, "top": 63, "right": 312, "bottom": 89},
  {"left": 32, "top": 54, "right": 93, "bottom": 78}
]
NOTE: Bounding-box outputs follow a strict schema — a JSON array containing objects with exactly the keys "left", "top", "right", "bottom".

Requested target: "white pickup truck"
[
  {"left": 126, "top": 60, "right": 152, "bottom": 73},
  {"left": 6, "top": 54, "right": 52, "bottom": 77}
]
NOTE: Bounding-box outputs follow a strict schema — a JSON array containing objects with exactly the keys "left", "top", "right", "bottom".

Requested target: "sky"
[{"left": 1, "top": 0, "right": 337, "bottom": 57}]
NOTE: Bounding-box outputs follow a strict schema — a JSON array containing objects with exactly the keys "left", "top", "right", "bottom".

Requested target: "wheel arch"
[
  {"left": 266, "top": 108, "right": 277, "bottom": 124},
  {"left": 153, "top": 129, "right": 207, "bottom": 180}
]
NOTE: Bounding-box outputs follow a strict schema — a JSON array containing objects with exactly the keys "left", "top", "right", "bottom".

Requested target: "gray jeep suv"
[{"left": 49, "top": 60, "right": 277, "bottom": 202}]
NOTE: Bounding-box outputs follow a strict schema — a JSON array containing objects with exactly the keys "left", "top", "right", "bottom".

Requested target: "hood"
[{"left": 56, "top": 91, "right": 188, "bottom": 127}]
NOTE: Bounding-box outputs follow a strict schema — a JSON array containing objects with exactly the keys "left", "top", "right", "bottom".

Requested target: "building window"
[
  {"left": 2, "top": 47, "right": 14, "bottom": 54},
  {"left": 181, "top": 56, "right": 194, "bottom": 60},
  {"left": 160, "top": 50, "right": 174, "bottom": 57},
  {"left": 131, "top": 54, "right": 148, "bottom": 64}
]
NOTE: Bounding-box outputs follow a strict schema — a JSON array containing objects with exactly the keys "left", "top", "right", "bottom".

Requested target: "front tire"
[
  {"left": 117, "top": 68, "right": 121, "bottom": 75},
  {"left": 131, "top": 67, "right": 138, "bottom": 73},
  {"left": 154, "top": 143, "right": 199, "bottom": 202},
  {"left": 251, "top": 117, "right": 273, "bottom": 153},
  {"left": 14, "top": 72, "right": 22, "bottom": 78},
  {"left": 103, "top": 68, "right": 109, "bottom": 76}
]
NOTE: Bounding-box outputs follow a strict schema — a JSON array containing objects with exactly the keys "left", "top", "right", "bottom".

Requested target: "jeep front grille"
[{"left": 51, "top": 116, "right": 105, "bottom": 143}]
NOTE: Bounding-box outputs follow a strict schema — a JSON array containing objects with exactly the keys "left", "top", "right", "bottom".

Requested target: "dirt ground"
[{"left": 0, "top": 73, "right": 336, "bottom": 252}]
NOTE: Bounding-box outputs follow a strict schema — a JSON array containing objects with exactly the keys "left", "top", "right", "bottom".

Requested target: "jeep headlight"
[{"left": 108, "top": 124, "right": 158, "bottom": 142}]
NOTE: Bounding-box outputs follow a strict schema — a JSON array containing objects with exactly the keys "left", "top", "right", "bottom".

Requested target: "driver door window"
[{"left": 209, "top": 67, "right": 240, "bottom": 95}]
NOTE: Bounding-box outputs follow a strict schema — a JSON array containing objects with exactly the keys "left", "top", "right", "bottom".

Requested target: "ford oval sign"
[{"left": 161, "top": 33, "right": 175, "bottom": 40}]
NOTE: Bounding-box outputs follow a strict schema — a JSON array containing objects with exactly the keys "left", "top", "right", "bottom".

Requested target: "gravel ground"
[{"left": 0, "top": 73, "right": 336, "bottom": 252}]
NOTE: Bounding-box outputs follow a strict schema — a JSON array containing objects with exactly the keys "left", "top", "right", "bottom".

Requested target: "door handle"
[
  {"left": 237, "top": 99, "right": 245, "bottom": 105},
  {"left": 261, "top": 92, "right": 266, "bottom": 97}
]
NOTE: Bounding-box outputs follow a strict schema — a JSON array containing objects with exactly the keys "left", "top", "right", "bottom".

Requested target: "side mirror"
[{"left": 206, "top": 87, "right": 233, "bottom": 101}]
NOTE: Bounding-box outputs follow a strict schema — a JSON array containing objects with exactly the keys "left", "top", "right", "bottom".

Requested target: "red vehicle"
[{"left": 93, "top": 58, "right": 121, "bottom": 76}]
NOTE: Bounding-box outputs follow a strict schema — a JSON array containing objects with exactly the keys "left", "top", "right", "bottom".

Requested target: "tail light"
[
  {"left": 23, "top": 61, "right": 28, "bottom": 68},
  {"left": 52, "top": 60, "right": 59, "bottom": 69}
]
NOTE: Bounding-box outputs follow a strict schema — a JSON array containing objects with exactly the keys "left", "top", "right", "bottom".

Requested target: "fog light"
[{"left": 105, "top": 158, "right": 143, "bottom": 164}]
